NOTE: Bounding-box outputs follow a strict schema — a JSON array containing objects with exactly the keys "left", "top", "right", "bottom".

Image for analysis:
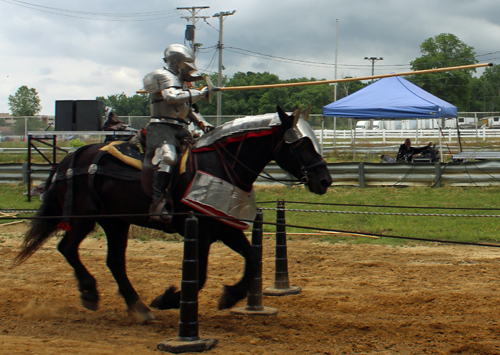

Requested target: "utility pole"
[
  {"left": 332, "top": 18, "right": 339, "bottom": 153},
  {"left": 213, "top": 10, "right": 236, "bottom": 126},
  {"left": 177, "top": 6, "right": 210, "bottom": 58},
  {"left": 334, "top": 19, "right": 339, "bottom": 102},
  {"left": 364, "top": 56, "right": 383, "bottom": 77}
]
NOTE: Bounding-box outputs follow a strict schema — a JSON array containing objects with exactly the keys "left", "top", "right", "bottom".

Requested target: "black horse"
[{"left": 15, "top": 106, "right": 332, "bottom": 323}]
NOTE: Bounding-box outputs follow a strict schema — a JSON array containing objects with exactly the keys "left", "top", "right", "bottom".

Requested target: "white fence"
[{"left": 316, "top": 128, "right": 500, "bottom": 144}]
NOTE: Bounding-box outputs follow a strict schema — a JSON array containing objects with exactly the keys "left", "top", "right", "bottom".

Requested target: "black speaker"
[
  {"left": 55, "top": 100, "right": 76, "bottom": 131},
  {"left": 75, "top": 100, "right": 103, "bottom": 131}
]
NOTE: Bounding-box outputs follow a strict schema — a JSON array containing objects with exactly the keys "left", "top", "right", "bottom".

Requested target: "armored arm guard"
[
  {"left": 161, "top": 87, "right": 207, "bottom": 105},
  {"left": 187, "top": 109, "right": 214, "bottom": 133}
]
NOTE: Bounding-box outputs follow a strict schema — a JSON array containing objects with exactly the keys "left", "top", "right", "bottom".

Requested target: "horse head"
[{"left": 274, "top": 106, "right": 332, "bottom": 195}]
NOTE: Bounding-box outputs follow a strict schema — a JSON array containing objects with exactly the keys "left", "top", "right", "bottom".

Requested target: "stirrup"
[
  {"left": 150, "top": 213, "right": 173, "bottom": 223},
  {"left": 149, "top": 198, "right": 173, "bottom": 223}
]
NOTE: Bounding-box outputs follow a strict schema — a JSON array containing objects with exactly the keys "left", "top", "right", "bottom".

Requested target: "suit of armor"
[{"left": 143, "top": 44, "right": 214, "bottom": 222}]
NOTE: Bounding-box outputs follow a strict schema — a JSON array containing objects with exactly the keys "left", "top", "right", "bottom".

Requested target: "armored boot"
[{"left": 149, "top": 171, "right": 173, "bottom": 223}]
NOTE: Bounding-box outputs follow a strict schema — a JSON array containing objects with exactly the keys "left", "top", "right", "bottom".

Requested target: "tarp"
[{"left": 322, "top": 76, "right": 457, "bottom": 119}]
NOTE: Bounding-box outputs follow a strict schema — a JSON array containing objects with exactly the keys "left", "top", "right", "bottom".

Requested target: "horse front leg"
[
  {"left": 218, "top": 229, "right": 258, "bottom": 310},
  {"left": 150, "top": 235, "right": 211, "bottom": 310},
  {"left": 99, "top": 220, "right": 155, "bottom": 323}
]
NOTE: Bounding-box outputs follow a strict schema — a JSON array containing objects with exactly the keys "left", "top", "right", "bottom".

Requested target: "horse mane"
[{"left": 192, "top": 113, "right": 282, "bottom": 152}]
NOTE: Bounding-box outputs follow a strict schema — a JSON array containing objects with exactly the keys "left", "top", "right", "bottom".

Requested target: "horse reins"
[{"left": 212, "top": 130, "right": 323, "bottom": 187}]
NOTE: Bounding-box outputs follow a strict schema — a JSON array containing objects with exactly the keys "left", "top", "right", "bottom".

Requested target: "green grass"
[
  {"left": 0, "top": 183, "right": 41, "bottom": 210},
  {"left": 255, "top": 185, "right": 500, "bottom": 246},
  {"left": 2, "top": 182, "right": 500, "bottom": 247}
]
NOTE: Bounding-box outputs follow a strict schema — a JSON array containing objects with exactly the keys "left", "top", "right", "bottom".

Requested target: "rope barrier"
[
  {"left": 2, "top": 204, "right": 500, "bottom": 248},
  {"left": 266, "top": 200, "right": 500, "bottom": 211},
  {"left": 259, "top": 207, "right": 500, "bottom": 218},
  {"left": 1, "top": 210, "right": 39, "bottom": 214},
  {"left": 4, "top": 207, "right": 500, "bottom": 219}
]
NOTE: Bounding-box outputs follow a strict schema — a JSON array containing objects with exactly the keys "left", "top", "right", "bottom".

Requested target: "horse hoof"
[
  {"left": 150, "top": 286, "right": 179, "bottom": 310},
  {"left": 81, "top": 299, "right": 99, "bottom": 311},
  {"left": 218, "top": 291, "right": 240, "bottom": 310},
  {"left": 128, "top": 300, "right": 155, "bottom": 324}
]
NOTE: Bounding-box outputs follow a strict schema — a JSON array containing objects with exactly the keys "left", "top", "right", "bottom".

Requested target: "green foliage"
[
  {"left": 408, "top": 33, "right": 477, "bottom": 111},
  {"left": 336, "top": 78, "right": 367, "bottom": 100},
  {"left": 69, "top": 139, "right": 86, "bottom": 148},
  {"left": 8, "top": 86, "right": 42, "bottom": 116},
  {"left": 0, "top": 118, "right": 7, "bottom": 126},
  {"left": 196, "top": 71, "right": 366, "bottom": 122},
  {"left": 470, "top": 65, "right": 500, "bottom": 112},
  {"left": 96, "top": 93, "right": 149, "bottom": 116},
  {"left": 95, "top": 72, "right": 364, "bottom": 122}
]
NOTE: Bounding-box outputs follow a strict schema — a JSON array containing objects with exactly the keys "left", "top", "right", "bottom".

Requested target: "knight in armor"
[{"left": 143, "top": 44, "right": 214, "bottom": 222}]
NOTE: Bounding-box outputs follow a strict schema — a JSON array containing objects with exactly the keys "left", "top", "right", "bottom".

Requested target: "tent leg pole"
[{"left": 333, "top": 117, "right": 337, "bottom": 152}]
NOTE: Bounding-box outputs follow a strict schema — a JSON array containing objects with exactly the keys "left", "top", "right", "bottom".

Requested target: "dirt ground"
[{"left": 2, "top": 222, "right": 500, "bottom": 354}]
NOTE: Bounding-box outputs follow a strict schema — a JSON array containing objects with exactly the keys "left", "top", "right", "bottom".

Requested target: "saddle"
[{"left": 98, "top": 131, "right": 191, "bottom": 198}]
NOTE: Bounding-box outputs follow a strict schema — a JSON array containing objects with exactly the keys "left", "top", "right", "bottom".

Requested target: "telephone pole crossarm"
[{"left": 177, "top": 6, "right": 211, "bottom": 57}]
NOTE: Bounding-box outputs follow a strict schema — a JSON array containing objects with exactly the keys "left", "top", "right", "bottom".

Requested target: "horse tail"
[{"left": 13, "top": 165, "right": 62, "bottom": 266}]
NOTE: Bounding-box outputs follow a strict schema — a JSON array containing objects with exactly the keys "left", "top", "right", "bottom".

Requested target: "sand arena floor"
[{"left": 2, "top": 222, "right": 500, "bottom": 354}]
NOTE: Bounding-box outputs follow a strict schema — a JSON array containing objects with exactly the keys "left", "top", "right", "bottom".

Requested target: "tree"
[
  {"left": 408, "top": 33, "right": 477, "bottom": 111},
  {"left": 96, "top": 93, "right": 149, "bottom": 116},
  {"left": 470, "top": 65, "right": 500, "bottom": 112},
  {"left": 8, "top": 86, "right": 42, "bottom": 116},
  {"left": 197, "top": 72, "right": 344, "bottom": 122},
  {"left": 336, "top": 78, "right": 367, "bottom": 100}
]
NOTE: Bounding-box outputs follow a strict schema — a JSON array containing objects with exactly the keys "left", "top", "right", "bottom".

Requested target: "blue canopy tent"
[
  {"left": 323, "top": 76, "right": 457, "bottom": 119},
  {"left": 322, "top": 76, "right": 457, "bottom": 161}
]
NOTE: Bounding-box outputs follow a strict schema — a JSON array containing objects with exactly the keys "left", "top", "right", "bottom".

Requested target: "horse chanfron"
[{"left": 275, "top": 106, "right": 332, "bottom": 195}]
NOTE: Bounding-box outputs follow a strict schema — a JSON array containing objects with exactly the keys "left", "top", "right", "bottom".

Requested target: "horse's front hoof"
[
  {"left": 80, "top": 290, "right": 99, "bottom": 311},
  {"left": 218, "top": 287, "right": 243, "bottom": 310},
  {"left": 128, "top": 300, "right": 155, "bottom": 324},
  {"left": 81, "top": 298, "right": 99, "bottom": 311},
  {"left": 150, "top": 286, "right": 180, "bottom": 310}
]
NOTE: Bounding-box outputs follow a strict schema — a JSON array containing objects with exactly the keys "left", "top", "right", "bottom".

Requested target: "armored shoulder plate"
[{"left": 143, "top": 68, "right": 182, "bottom": 93}]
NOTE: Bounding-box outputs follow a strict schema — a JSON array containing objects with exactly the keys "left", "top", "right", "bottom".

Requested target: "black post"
[
  {"left": 231, "top": 209, "right": 278, "bottom": 316},
  {"left": 157, "top": 213, "right": 218, "bottom": 353},
  {"left": 263, "top": 200, "right": 301, "bottom": 296},
  {"left": 27, "top": 134, "right": 32, "bottom": 202},
  {"left": 178, "top": 213, "right": 200, "bottom": 341}
]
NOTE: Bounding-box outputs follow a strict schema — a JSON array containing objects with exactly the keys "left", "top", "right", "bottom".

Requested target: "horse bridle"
[
  {"left": 274, "top": 138, "right": 327, "bottom": 185},
  {"left": 214, "top": 133, "right": 325, "bottom": 187}
]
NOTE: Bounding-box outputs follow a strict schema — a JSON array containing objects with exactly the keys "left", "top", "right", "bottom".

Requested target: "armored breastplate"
[
  {"left": 144, "top": 68, "right": 189, "bottom": 119},
  {"left": 149, "top": 93, "right": 190, "bottom": 120}
]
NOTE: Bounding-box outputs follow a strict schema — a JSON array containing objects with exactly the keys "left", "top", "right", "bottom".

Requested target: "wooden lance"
[{"left": 136, "top": 62, "right": 492, "bottom": 94}]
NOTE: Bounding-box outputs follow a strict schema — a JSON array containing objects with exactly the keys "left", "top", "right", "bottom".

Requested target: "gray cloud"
[{"left": 0, "top": 0, "right": 498, "bottom": 115}]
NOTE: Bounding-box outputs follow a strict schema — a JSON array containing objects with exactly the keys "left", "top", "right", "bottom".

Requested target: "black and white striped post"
[
  {"left": 264, "top": 200, "right": 301, "bottom": 296},
  {"left": 157, "top": 213, "right": 218, "bottom": 353}
]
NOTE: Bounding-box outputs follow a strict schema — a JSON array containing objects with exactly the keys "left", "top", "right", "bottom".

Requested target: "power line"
[
  {"left": 224, "top": 47, "right": 412, "bottom": 70},
  {"left": 0, "top": 0, "right": 181, "bottom": 21},
  {"left": 223, "top": 46, "right": 499, "bottom": 71}
]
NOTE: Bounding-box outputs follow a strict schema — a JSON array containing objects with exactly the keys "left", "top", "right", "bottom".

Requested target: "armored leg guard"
[{"left": 149, "top": 171, "right": 173, "bottom": 223}]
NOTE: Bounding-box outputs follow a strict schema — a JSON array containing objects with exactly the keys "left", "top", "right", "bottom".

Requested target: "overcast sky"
[{"left": 1, "top": 0, "right": 499, "bottom": 115}]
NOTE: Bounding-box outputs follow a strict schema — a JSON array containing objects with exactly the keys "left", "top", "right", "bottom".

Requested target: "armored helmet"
[{"left": 163, "top": 44, "right": 195, "bottom": 70}]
